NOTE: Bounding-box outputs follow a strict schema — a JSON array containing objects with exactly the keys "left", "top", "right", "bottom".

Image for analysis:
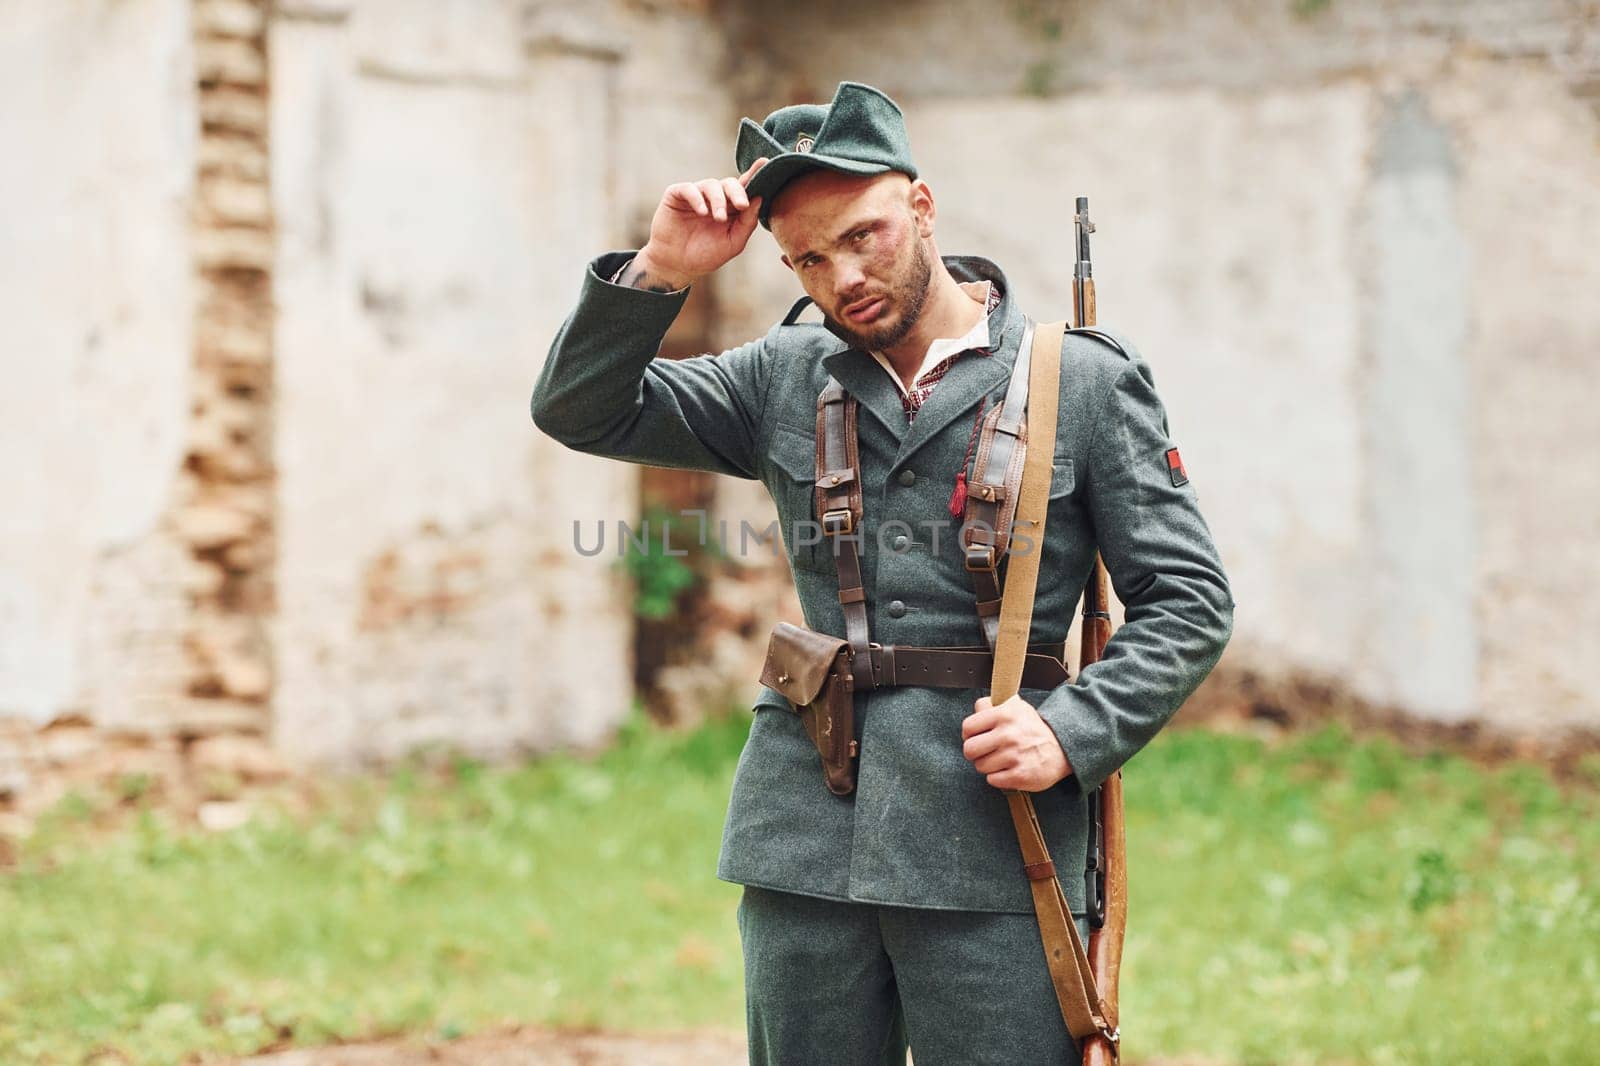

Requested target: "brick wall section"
[
  {"left": 0, "top": 0, "right": 287, "bottom": 825},
  {"left": 180, "top": 0, "right": 276, "bottom": 731}
]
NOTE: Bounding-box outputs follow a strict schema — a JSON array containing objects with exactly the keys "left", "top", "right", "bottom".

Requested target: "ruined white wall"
[
  {"left": 1433, "top": 61, "right": 1600, "bottom": 734},
  {"left": 902, "top": 68, "right": 1600, "bottom": 733},
  {"left": 1360, "top": 86, "right": 1476, "bottom": 722},
  {"left": 0, "top": 0, "right": 746, "bottom": 800},
  {"left": 910, "top": 84, "right": 1374, "bottom": 692},
  {"left": 268, "top": 0, "right": 732, "bottom": 767},
  {"left": 0, "top": 0, "right": 196, "bottom": 727},
  {"left": 270, "top": 0, "right": 616, "bottom": 764}
]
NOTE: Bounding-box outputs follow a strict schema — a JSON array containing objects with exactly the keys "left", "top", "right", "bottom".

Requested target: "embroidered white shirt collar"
[{"left": 867, "top": 280, "right": 994, "bottom": 397}]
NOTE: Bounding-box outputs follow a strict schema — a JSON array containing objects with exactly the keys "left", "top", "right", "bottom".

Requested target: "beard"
[{"left": 824, "top": 237, "right": 934, "bottom": 352}]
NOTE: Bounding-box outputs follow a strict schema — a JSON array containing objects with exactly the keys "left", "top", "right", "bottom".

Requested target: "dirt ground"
[
  {"left": 237, "top": 1028, "right": 748, "bottom": 1066},
  {"left": 236, "top": 1028, "right": 1228, "bottom": 1066}
]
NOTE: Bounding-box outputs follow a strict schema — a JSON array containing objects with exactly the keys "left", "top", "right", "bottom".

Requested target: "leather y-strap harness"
[
  {"left": 812, "top": 371, "right": 1069, "bottom": 702},
  {"left": 814, "top": 318, "right": 1043, "bottom": 658},
  {"left": 962, "top": 323, "right": 1129, "bottom": 649},
  {"left": 814, "top": 381, "right": 873, "bottom": 686},
  {"left": 961, "top": 321, "right": 1035, "bottom": 649},
  {"left": 811, "top": 316, "right": 1058, "bottom": 692}
]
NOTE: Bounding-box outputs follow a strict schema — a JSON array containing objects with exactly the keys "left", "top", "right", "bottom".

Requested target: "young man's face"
[{"left": 769, "top": 171, "right": 936, "bottom": 352}]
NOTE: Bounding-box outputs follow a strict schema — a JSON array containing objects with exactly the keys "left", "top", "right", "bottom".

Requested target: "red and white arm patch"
[{"left": 1165, "top": 447, "right": 1189, "bottom": 487}]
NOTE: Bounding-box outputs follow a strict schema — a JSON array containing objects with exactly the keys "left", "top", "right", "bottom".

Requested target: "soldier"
[{"left": 532, "top": 81, "right": 1233, "bottom": 1065}]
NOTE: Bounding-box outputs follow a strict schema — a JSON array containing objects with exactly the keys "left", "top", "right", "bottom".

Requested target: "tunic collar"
[{"left": 866, "top": 279, "right": 996, "bottom": 399}]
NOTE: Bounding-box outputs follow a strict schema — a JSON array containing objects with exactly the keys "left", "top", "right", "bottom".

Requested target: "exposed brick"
[
  {"left": 197, "top": 800, "right": 254, "bottom": 830},
  {"left": 164, "top": 699, "right": 266, "bottom": 735},
  {"left": 196, "top": 37, "right": 265, "bottom": 86},
  {"left": 193, "top": 225, "right": 274, "bottom": 272},
  {"left": 198, "top": 135, "right": 268, "bottom": 181},
  {"left": 180, "top": 558, "right": 229, "bottom": 599},
  {"left": 0, "top": 762, "right": 30, "bottom": 802},
  {"left": 174, "top": 502, "right": 257, "bottom": 550},
  {"left": 200, "top": 176, "right": 272, "bottom": 227},
  {"left": 38, "top": 726, "right": 104, "bottom": 767},
  {"left": 190, "top": 734, "right": 289, "bottom": 782},
  {"left": 172, "top": 0, "right": 278, "bottom": 781},
  {"left": 194, "top": 0, "right": 266, "bottom": 39},
  {"left": 197, "top": 318, "right": 271, "bottom": 365},
  {"left": 199, "top": 88, "right": 267, "bottom": 134}
]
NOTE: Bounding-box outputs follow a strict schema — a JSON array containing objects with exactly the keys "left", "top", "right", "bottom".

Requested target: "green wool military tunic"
[{"left": 533, "top": 251, "right": 1234, "bottom": 918}]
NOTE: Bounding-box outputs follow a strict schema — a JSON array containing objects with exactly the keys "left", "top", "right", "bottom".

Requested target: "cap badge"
[{"left": 794, "top": 133, "right": 815, "bottom": 154}]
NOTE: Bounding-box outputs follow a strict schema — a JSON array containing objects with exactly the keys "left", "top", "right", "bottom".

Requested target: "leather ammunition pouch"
[{"left": 760, "top": 621, "right": 858, "bottom": 796}]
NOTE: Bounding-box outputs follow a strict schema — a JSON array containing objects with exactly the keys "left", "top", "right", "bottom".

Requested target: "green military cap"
[{"left": 736, "top": 81, "right": 918, "bottom": 228}]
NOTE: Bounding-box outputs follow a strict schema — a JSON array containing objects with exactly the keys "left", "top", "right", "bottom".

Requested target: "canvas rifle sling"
[{"left": 993, "top": 320, "right": 1115, "bottom": 1049}]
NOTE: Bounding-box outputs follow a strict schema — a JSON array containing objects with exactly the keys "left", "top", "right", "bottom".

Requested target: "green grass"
[
  {"left": 1125, "top": 725, "right": 1600, "bottom": 1065},
  {"left": 3, "top": 716, "right": 1598, "bottom": 1065},
  {"left": 1, "top": 714, "right": 750, "bottom": 1064}
]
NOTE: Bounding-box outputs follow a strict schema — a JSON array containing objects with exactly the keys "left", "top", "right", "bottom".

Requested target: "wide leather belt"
[
  {"left": 759, "top": 624, "right": 1073, "bottom": 797},
  {"left": 861, "top": 643, "right": 1070, "bottom": 692}
]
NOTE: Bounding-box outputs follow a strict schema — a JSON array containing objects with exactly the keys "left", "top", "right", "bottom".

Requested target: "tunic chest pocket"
[{"left": 766, "top": 424, "right": 832, "bottom": 574}]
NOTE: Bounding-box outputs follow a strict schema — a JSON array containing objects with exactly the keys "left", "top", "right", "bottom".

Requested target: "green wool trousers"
[{"left": 737, "top": 885, "right": 1087, "bottom": 1065}]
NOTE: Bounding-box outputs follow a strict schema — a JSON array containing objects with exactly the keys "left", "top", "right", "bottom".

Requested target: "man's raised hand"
[{"left": 626, "top": 157, "right": 768, "bottom": 291}]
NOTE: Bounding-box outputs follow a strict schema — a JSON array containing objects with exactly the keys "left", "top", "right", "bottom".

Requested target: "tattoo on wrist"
[{"left": 617, "top": 258, "right": 682, "bottom": 294}]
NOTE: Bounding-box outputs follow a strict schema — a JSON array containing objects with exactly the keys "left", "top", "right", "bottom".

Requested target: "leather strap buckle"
[
  {"left": 964, "top": 542, "right": 997, "bottom": 572},
  {"left": 822, "top": 508, "right": 855, "bottom": 536}
]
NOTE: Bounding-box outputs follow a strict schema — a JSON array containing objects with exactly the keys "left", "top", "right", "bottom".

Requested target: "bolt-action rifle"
[
  {"left": 1073, "top": 197, "right": 1126, "bottom": 1066},
  {"left": 991, "top": 198, "right": 1124, "bottom": 1063}
]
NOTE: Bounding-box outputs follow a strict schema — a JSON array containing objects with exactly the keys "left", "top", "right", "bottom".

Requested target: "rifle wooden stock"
[
  {"left": 1080, "top": 562, "right": 1125, "bottom": 1066},
  {"left": 1073, "top": 277, "right": 1097, "bottom": 343}
]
